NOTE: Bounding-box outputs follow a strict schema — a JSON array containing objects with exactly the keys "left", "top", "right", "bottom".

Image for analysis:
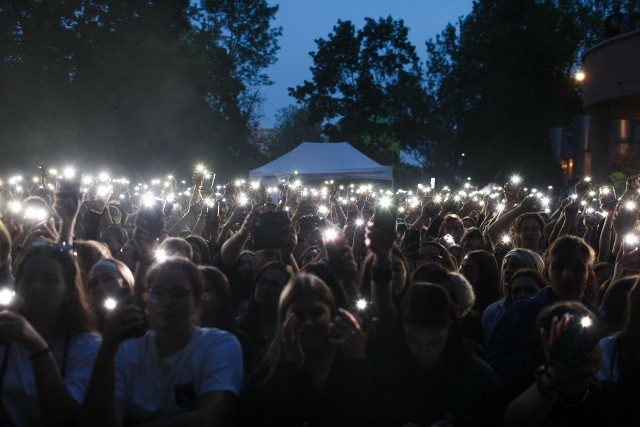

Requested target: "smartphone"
[
  {"left": 106, "top": 287, "right": 147, "bottom": 340},
  {"left": 403, "top": 229, "right": 421, "bottom": 260},
  {"left": 599, "top": 186, "right": 616, "bottom": 204},
  {"left": 298, "top": 215, "right": 318, "bottom": 230},
  {"left": 140, "top": 198, "right": 166, "bottom": 239},
  {"left": 253, "top": 211, "right": 290, "bottom": 250},
  {"left": 374, "top": 203, "right": 398, "bottom": 239}
]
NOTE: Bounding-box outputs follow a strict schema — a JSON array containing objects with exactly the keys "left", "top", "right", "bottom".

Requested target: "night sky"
[{"left": 260, "top": 0, "right": 475, "bottom": 127}]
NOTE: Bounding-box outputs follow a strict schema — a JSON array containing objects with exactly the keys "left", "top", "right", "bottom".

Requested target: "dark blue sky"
[{"left": 260, "top": 0, "right": 475, "bottom": 127}]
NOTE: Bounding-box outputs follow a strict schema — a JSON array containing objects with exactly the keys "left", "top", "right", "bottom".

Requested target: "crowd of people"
[{"left": 0, "top": 165, "right": 639, "bottom": 426}]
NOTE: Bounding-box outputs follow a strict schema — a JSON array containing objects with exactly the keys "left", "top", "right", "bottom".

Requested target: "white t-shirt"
[
  {"left": 0, "top": 332, "right": 102, "bottom": 427},
  {"left": 115, "top": 327, "right": 244, "bottom": 422}
]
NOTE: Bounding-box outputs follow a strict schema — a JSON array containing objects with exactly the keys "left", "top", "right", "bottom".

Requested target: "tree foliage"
[
  {"left": 266, "top": 105, "right": 324, "bottom": 158},
  {"left": 290, "top": 16, "right": 428, "bottom": 165},
  {"left": 423, "top": 0, "right": 605, "bottom": 185},
  {"left": 0, "top": 0, "right": 280, "bottom": 176}
]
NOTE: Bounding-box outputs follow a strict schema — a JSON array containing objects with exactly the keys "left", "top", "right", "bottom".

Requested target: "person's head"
[
  {"left": 302, "top": 262, "right": 349, "bottom": 310},
  {"left": 299, "top": 245, "right": 322, "bottom": 267},
  {"left": 508, "top": 268, "right": 547, "bottom": 305},
  {"left": 159, "top": 237, "right": 193, "bottom": 261},
  {"left": 253, "top": 249, "right": 281, "bottom": 272},
  {"left": 234, "top": 250, "right": 255, "bottom": 277},
  {"left": 271, "top": 273, "right": 337, "bottom": 359},
  {"left": 462, "top": 217, "right": 477, "bottom": 229},
  {"left": 419, "top": 241, "right": 457, "bottom": 271},
  {"left": 87, "top": 258, "right": 134, "bottom": 317},
  {"left": 460, "top": 250, "right": 500, "bottom": 313},
  {"left": 460, "top": 227, "right": 486, "bottom": 253},
  {"left": 73, "top": 240, "right": 113, "bottom": 287},
  {"left": 402, "top": 283, "right": 471, "bottom": 373},
  {"left": 359, "top": 247, "right": 411, "bottom": 300},
  {"left": 185, "top": 235, "right": 210, "bottom": 265},
  {"left": 99, "top": 224, "right": 129, "bottom": 256},
  {"left": 512, "top": 213, "right": 545, "bottom": 251},
  {"left": 198, "top": 266, "right": 236, "bottom": 333},
  {"left": 252, "top": 261, "right": 294, "bottom": 309},
  {"left": 439, "top": 272, "right": 476, "bottom": 317},
  {"left": 108, "top": 205, "right": 122, "bottom": 225},
  {"left": 146, "top": 257, "right": 205, "bottom": 331},
  {"left": 441, "top": 214, "right": 464, "bottom": 243},
  {"left": 14, "top": 246, "right": 94, "bottom": 336},
  {"left": 600, "top": 275, "right": 637, "bottom": 334},
  {"left": 543, "top": 236, "right": 595, "bottom": 301},
  {"left": 501, "top": 248, "right": 544, "bottom": 303},
  {"left": 535, "top": 302, "right": 602, "bottom": 382}
]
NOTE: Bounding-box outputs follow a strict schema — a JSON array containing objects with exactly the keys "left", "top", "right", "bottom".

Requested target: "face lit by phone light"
[{"left": 0, "top": 288, "right": 16, "bottom": 306}]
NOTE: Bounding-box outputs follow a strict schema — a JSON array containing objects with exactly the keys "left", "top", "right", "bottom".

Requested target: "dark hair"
[
  {"left": 100, "top": 224, "right": 129, "bottom": 247},
  {"left": 147, "top": 257, "right": 204, "bottom": 301},
  {"left": 15, "top": 246, "right": 95, "bottom": 336},
  {"left": 419, "top": 240, "right": 457, "bottom": 271},
  {"left": 159, "top": 237, "right": 193, "bottom": 261},
  {"left": 358, "top": 247, "right": 411, "bottom": 302},
  {"left": 412, "top": 261, "right": 449, "bottom": 284},
  {"left": 265, "top": 273, "right": 337, "bottom": 377},
  {"left": 240, "top": 261, "right": 294, "bottom": 342},
  {"left": 199, "top": 266, "right": 237, "bottom": 334},
  {"left": 73, "top": 239, "right": 112, "bottom": 286},
  {"left": 302, "top": 262, "right": 349, "bottom": 309},
  {"left": 513, "top": 212, "right": 545, "bottom": 234},
  {"left": 544, "top": 236, "right": 595, "bottom": 271},
  {"left": 402, "top": 283, "right": 472, "bottom": 373},
  {"left": 464, "top": 250, "right": 501, "bottom": 313},
  {"left": 460, "top": 227, "right": 486, "bottom": 251},
  {"left": 185, "top": 235, "right": 210, "bottom": 264},
  {"left": 506, "top": 268, "right": 547, "bottom": 306}
]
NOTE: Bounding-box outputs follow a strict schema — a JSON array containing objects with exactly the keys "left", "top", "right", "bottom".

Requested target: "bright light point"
[
  {"left": 589, "top": 191, "right": 596, "bottom": 197},
  {"left": 155, "top": 249, "right": 169, "bottom": 263},
  {"left": 356, "top": 219, "right": 364, "bottom": 226},
  {"left": 318, "top": 205, "right": 329, "bottom": 215},
  {"left": 97, "top": 186, "right": 110, "bottom": 197},
  {"left": 142, "top": 194, "right": 155, "bottom": 207},
  {"left": 98, "top": 173, "right": 109, "bottom": 182},
  {"left": 580, "top": 200, "right": 587, "bottom": 206},
  {"left": 398, "top": 206, "right": 406, "bottom": 213},
  {"left": 378, "top": 197, "right": 392, "bottom": 208},
  {"left": 584, "top": 176, "right": 591, "bottom": 182},
  {"left": 580, "top": 316, "right": 592, "bottom": 328},
  {"left": 625, "top": 234, "right": 639, "bottom": 247},
  {"left": 9, "top": 200, "right": 22, "bottom": 214},
  {"left": 356, "top": 299, "right": 367, "bottom": 311},
  {"left": 24, "top": 207, "right": 47, "bottom": 222},
  {"left": 575, "top": 70, "right": 586, "bottom": 82},
  {"left": 510, "top": 175, "right": 522, "bottom": 184},
  {"left": 324, "top": 229, "right": 338, "bottom": 241},
  {"left": 0, "top": 288, "right": 15, "bottom": 306},
  {"left": 293, "top": 180, "right": 302, "bottom": 189},
  {"left": 250, "top": 181, "right": 260, "bottom": 190},
  {"left": 63, "top": 167, "right": 75, "bottom": 179},
  {"left": 104, "top": 298, "right": 117, "bottom": 310},
  {"left": 497, "top": 203, "right": 505, "bottom": 212},
  {"left": 570, "top": 194, "right": 578, "bottom": 200},
  {"left": 31, "top": 176, "right": 39, "bottom": 183},
  {"left": 625, "top": 201, "right": 636, "bottom": 211},
  {"left": 501, "top": 235, "right": 511, "bottom": 244},
  {"left": 285, "top": 206, "right": 290, "bottom": 212},
  {"left": 238, "top": 194, "right": 249, "bottom": 206},
  {"left": 195, "top": 164, "right": 205, "bottom": 172}
]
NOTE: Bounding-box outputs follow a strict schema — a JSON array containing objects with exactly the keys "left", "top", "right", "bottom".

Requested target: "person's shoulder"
[
  {"left": 116, "top": 331, "right": 155, "bottom": 359},
  {"left": 194, "top": 327, "right": 241, "bottom": 348},
  {"left": 70, "top": 331, "right": 102, "bottom": 346}
]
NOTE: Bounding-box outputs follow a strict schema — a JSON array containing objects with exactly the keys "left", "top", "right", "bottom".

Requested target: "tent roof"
[{"left": 250, "top": 142, "right": 393, "bottom": 181}]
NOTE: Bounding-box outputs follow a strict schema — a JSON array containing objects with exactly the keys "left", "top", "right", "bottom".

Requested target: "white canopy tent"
[{"left": 250, "top": 142, "right": 393, "bottom": 182}]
